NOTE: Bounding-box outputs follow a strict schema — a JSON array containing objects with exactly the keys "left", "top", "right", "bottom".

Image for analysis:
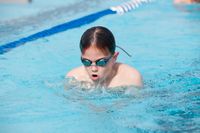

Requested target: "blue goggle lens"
[{"left": 81, "top": 56, "right": 112, "bottom": 67}]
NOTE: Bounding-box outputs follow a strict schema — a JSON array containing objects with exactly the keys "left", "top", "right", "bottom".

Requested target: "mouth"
[{"left": 91, "top": 74, "right": 99, "bottom": 80}]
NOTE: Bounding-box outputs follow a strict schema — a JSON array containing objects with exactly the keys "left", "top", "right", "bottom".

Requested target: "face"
[{"left": 81, "top": 45, "right": 118, "bottom": 83}]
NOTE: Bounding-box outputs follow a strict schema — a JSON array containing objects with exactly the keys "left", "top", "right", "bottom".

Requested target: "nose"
[{"left": 91, "top": 65, "right": 98, "bottom": 72}]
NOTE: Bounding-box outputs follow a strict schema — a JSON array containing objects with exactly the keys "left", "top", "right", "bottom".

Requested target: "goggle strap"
[{"left": 116, "top": 45, "right": 132, "bottom": 57}]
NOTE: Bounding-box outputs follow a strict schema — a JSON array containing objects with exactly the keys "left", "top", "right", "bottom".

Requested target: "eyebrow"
[{"left": 81, "top": 56, "right": 110, "bottom": 61}]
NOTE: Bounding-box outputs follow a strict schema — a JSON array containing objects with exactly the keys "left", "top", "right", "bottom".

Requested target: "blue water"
[{"left": 0, "top": 0, "right": 200, "bottom": 133}]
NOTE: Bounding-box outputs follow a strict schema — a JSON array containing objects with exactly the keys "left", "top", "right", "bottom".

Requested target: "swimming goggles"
[{"left": 81, "top": 56, "right": 112, "bottom": 67}]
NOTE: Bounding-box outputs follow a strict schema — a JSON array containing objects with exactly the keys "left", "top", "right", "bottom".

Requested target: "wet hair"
[{"left": 80, "top": 26, "right": 116, "bottom": 55}]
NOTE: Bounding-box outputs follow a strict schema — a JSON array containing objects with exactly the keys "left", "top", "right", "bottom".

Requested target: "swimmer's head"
[
  {"left": 174, "top": 0, "right": 200, "bottom": 4},
  {"left": 80, "top": 26, "right": 116, "bottom": 55},
  {"left": 79, "top": 26, "right": 119, "bottom": 83}
]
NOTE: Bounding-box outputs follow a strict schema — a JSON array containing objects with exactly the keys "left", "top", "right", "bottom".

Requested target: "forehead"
[{"left": 81, "top": 45, "right": 110, "bottom": 59}]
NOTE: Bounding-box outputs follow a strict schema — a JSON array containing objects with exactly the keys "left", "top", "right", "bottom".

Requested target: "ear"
[{"left": 113, "top": 52, "right": 119, "bottom": 61}]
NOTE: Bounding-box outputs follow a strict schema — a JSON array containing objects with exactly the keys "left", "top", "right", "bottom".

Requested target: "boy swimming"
[{"left": 67, "top": 26, "right": 143, "bottom": 88}]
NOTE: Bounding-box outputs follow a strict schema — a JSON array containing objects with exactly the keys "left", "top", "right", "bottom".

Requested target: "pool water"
[{"left": 0, "top": 0, "right": 200, "bottom": 133}]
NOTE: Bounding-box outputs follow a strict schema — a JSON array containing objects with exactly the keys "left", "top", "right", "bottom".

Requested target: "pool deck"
[{"left": 0, "top": 0, "right": 31, "bottom": 4}]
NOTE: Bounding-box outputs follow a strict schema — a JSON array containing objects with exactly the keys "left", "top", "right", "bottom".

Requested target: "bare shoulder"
[
  {"left": 66, "top": 66, "right": 87, "bottom": 80},
  {"left": 118, "top": 64, "right": 141, "bottom": 76},
  {"left": 117, "top": 63, "right": 143, "bottom": 87}
]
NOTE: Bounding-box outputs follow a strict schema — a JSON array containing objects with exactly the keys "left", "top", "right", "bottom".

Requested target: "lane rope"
[{"left": 0, "top": 0, "right": 152, "bottom": 54}]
